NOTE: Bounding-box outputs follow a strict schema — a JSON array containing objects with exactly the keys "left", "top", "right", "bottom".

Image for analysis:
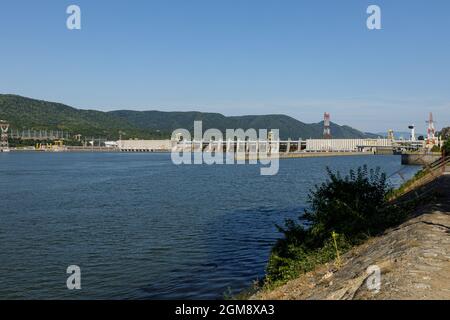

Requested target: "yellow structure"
[{"left": 35, "top": 140, "right": 65, "bottom": 151}]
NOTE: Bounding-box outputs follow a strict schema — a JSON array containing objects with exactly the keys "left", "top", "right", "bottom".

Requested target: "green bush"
[
  {"left": 265, "top": 165, "right": 406, "bottom": 285},
  {"left": 442, "top": 139, "right": 450, "bottom": 156},
  {"left": 431, "top": 145, "right": 441, "bottom": 153}
]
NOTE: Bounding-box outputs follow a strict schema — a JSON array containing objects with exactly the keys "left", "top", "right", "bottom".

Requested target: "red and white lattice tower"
[
  {"left": 426, "top": 112, "right": 436, "bottom": 145},
  {"left": 0, "top": 120, "right": 10, "bottom": 151},
  {"left": 323, "top": 112, "right": 331, "bottom": 139}
]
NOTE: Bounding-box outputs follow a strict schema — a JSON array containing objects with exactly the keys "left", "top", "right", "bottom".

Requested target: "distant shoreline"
[{"left": 5, "top": 148, "right": 380, "bottom": 158}]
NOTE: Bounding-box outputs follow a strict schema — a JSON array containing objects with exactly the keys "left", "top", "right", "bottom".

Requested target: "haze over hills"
[{"left": 0, "top": 94, "right": 378, "bottom": 140}]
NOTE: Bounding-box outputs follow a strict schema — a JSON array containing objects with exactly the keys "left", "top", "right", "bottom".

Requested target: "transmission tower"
[
  {"left": 426, "top": 112, "right": 437, "bottom": 145},
  {"left": 0, "top": 120, "right": 10, "bottom": 151},
  {"left": 323, "top": 112, "right": 332, "bottom": 139}
]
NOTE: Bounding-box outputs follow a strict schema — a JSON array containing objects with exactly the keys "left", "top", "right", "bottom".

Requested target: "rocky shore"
[{"left": 252, "top": 174, "right": 450, "bottom": 300}]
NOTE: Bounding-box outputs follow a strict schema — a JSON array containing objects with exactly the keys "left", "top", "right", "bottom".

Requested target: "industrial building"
[
  {"left": 118, "top": 139, "right": 172, "bottom": 152},
  {"left": 305, "top": 139, "right": 393, "bottom": 152}
]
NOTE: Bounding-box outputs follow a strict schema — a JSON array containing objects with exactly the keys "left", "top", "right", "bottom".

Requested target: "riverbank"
[
  {"left": 8, "top": 147, "right": 380, "bottom": 161},
  {"left": 251, "top": 166, "right": 450, "bottom": 300}
]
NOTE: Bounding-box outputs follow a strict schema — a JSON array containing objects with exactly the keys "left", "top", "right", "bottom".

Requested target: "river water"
[{"left": 0, "top": 153, "right": 420, "bottom": 299}]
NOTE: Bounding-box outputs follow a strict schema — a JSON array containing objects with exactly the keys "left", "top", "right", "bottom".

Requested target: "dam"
[{"left": 118, "top": 137, "right": 426, "bottom": 155}]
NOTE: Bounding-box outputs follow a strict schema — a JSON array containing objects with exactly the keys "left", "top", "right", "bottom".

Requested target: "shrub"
[
  {"left": 442, "top": 139, "right": 450, "bottom": 156},
  {"left": 439, "top": 127, "right": 450, "bottom": 140},
  {"left": 265, "top": 165, "right": 405, "bottom": 285},
  {"left": 431, "top": 145, "right": 441, "bottom": 153}
]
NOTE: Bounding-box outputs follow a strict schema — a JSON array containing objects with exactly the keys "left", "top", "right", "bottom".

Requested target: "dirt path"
[{"left": 252, "top": 175, "right": 450, "bottom": 300}]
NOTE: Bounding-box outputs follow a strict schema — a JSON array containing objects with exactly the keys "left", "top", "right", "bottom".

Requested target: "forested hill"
[{"left": 0, "top": 94, "right": 377, "bottom": 140}]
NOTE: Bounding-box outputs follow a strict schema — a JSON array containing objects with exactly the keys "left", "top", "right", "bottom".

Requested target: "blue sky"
[{"left": 1, "top": 0, "right": 449, "bottom": 133}]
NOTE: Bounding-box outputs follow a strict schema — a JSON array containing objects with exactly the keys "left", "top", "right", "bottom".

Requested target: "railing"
[
  {"left": 427, "top": 155, "right": 450, "bottom": 172},
  {"left": 389, "top": 155, "right": 450, "bottom": 201}
]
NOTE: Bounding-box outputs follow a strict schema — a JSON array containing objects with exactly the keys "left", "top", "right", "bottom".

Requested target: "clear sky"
[{"left": 1, "top": 0, "right": 449, "bottom": 133}]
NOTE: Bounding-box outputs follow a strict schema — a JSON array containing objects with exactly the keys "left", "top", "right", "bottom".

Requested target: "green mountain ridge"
[{"left": 0, "top": 94, "right": 378, "bottom": 140}]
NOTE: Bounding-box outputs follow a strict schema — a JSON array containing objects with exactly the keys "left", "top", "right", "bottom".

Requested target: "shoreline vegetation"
[
  {"left": 235, "top": 158, "right": 449, "bottom": 300},
  {"left": 265, "top": 166, "right": 402, "bottom": 286}
]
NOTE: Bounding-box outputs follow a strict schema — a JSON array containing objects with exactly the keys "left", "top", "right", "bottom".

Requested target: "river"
[{"left": 0, "top": 153, "right": 420, "bottom": 299}]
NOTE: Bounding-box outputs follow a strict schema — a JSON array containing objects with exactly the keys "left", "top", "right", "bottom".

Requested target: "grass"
[
  {"left": 387, "top": 168, "right": 430, "bottom": 200},
  {"left": 264, "top": 233, "right": 353, "bottom": 289}
]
